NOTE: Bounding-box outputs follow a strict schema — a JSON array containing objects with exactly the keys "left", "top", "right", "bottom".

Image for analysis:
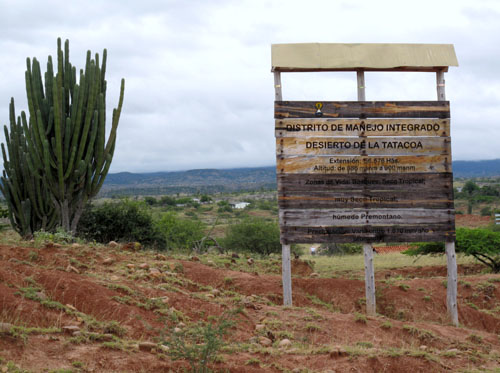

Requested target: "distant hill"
[
  {"left": 100, "top": 160, "right": 500, "bottom": 196},
  {"left": 453, "top": 159, "right": 500, "bottom": 178},
  {"left": 100, "top": 167, "right": 277, "bottom": 196}
]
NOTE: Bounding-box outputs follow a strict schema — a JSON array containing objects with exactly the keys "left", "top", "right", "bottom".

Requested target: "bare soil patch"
[{"left": 0, "top": 242, "right": 499, "bottom": 372}]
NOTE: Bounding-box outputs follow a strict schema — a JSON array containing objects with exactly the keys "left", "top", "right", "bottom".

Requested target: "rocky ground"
[{"left": 0, "top": 239, "right": 499, "bottom": 372}]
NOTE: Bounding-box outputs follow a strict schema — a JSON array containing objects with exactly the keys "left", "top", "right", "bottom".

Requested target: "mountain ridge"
[{"left": 100, "top": 160, "right": 500, "bottom": 196}]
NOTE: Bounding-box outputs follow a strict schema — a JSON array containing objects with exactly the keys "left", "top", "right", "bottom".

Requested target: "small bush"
[
  {"left": 354, "top": 312, "right": 367, "bottom": 324},
  {"left": 163, "top": 312, "right": 234, "bottom": 372},
  {"left": 318, "top": 242, "right": 363, "bottom": 256},
  {"left": 403, "top": 227, "right": 500, "bottom": 273},
  {"left": 77, "top": 199, "right": 165, "bottom": 248},
  {"left": 144, "top": 196, "right": 157, "bottom": 206},
  {"left": 222, "top": 217, "right": 281, "bottom": 256},
  {"left": 155, "top": 212, "right": 205, "bottom": 250}
]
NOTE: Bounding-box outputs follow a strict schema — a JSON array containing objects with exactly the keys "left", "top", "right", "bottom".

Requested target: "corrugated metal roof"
[{"left": 271, "top": 43, "right": 458, "bottom": 72}]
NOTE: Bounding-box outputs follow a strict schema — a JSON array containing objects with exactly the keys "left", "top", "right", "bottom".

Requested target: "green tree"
[
  {"left": 403, "top": 227, "right": 500, "bottom": 273},
  {"left": 155, "top": 212, "right": 205, "bottom": 250},
  {"left": 463, "top": 180, "right": 479, "bottom": 195},
  {"left": 77, "top": 199, "right": 164, "bottom": 248},
  {"left": 1, "top": 38, "right": 125, "bottom": 235},
  {"left": 200, "top": 194, "right": 212, "bottom": 203},
  {"left": 144, "top": 196, "right": 157, "bottom": 206},
  {"left": 222, "top": 217, "right": 281, "bottom": 255}
]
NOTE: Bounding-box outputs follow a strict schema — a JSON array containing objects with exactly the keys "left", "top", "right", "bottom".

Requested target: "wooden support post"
[
  {"left": 363, "top": 243, "right": 376, "bottom": 316},
  {"left": 357, "top": 70, "right": 366, "bottom": 101},
  {"left": 274, "top": 71, "right": 283, "bottom": 101},
  {"left": 357, "top": 70, "right": 374, "bottom": 316},
  {"left": 282, "top": 244, "right": 292, "bottom": 306},
  {"left": 438, "top": 68, "right": 457, "bottom": 326},
  {"left": 436, "top": 70, "right": 446, "bottom": 101},
  {"left": 446, "top": 241, "right": 459, "bottom": 326}
]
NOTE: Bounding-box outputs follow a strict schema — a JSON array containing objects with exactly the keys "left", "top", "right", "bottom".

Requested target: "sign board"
[{"left": 275, "top": 101, "right": 455, "bottom": 244}]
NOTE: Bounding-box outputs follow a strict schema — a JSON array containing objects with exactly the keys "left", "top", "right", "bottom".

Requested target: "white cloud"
[{"left": 0, "top": 0, "right": 499, "bottom": 172}]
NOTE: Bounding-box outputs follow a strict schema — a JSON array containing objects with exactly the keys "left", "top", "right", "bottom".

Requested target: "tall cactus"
[
  {"left": 0, "top": 99, "right": 58, "bottom": 237},
  {"left": 1, "top": 38, "right": 125, "bottom": 233}
]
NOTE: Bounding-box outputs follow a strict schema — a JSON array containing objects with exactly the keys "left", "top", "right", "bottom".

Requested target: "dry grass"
[{"left": 304, "top": 252, "right": 476, "bottom": 276}]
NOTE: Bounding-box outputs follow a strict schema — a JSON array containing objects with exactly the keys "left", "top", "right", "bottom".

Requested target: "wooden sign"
[
  {"left": 276, "top": 119, "right": 450, "bottom": 137},
  {"left": 275, "top": 101, "right": 450, "bottom": 119},
  {"left": 275, "top": 101, "right": 455, "bottom": 243},
  {"left": 277, "top": 155, "right": 451, "bottom": 174}
]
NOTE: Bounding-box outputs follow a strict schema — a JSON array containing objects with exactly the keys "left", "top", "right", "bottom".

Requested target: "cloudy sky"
[{"left": 0, "top": 0, "right": 499, "bottom": 173}]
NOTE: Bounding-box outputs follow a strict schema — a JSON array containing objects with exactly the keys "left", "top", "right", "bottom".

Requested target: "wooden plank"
[
  {"left": 282, "top": 244, "right": 292, "bottom": 306},
  {"left": 446, "top": 241, "right": 459, "bottom": 326},
  {"left": 277, "top": 137, "right": 450, "bottom": 157},
  {"left": 275, "top": 119, "right": 450, "bottom": 137},
  {"left": 279, "top": 208, "right": 454, "bottom": 227},
  {"left": 275, "top": 101, "right": 450, "bottom": 119},
  {"left": 277, "top": 173, "right": 453, "bottom": 191},
  {"left": 280, "top": 224, "right": 455, "bottom": 244},
  {"left": 276, "top": 155, "right": 452, "bottom": 174},
  {"left": 278, "top": 190, "right": 453, "bottom": 209},
  {"left": 364, "top": 244, "right": 376, "bottom": 316}
]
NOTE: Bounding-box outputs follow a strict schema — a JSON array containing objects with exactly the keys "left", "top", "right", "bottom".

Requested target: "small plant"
[
  {"left": 398, "top": 283, "right": 410, "bottom": 292},
  {"left": 466, "top": 301, "right": 479, "bottom": 310},
  {"left": 423, "top": 295, "right": 431, "bottom": 302},
  {"left": 245, "top": 357, "right": 261, "bottom": 366},
  {"left": 71, "top": 361, "right": 84, "bottom": 368},
  {"left": 276, "top": 330, "right": 293, "bottom": 339},
  {"left": 476, "top": 281, "right": 496, "bottom": 294},
  {"left": 305, "top": 323, "right": 320, "bottom": 332},
  {"left": 173, "top": 262, "right": 184, "bottom": 274},
  {"left": 28, "top": 250, "right": 39, "bottom": 262},
  {"left": 223, "top": 277, "right": 233, "bottom": 285},
  {"left": 380, "top": 321, "right": 392, "bottom": 329},
  {"left": 34, "top": 228, "right": 76, "bottom": 245},
  {"left": 356, "top": 341, "right": 373, "bottom": 348},
  {"left": 403, "top": 325, "right": 436, "bottom": 342},
  {"left": 162, "top": 311, "right": 234, "bottom": 373},
  {"left": 459, "top": 280, "right": 472, "bottom": 288},
  {"left": 354, "top": 312, "right": 367, "bottom": 324},
  {"left": 264, "top": 318, "right": 283, "bottom": 330},
  {"left": 467, "top": 334, "right": 483, "bottom": 344},
  {"left": 306, "top": 294, "right": 335, "bottom": 312}
]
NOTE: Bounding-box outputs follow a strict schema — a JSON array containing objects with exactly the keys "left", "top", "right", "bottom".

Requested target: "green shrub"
[
  {"left": 155, "top": 212, "right": 205, "bottom": 250},
  {"left": 217, "top": 200, "right": 232, "bottom": 213},
  {"left": 159, "top": 195, "right": 176, "bottom": 206},
  {"left": 480, "top": 207, "right": 492, "bottom": 217},
  {"left": 77, "top": 199, "right": 165, "bottom": 248},
  {"left": 403, "top": 227, "right": 500, "bottom": 273},
  {"left": 163, "top": 312, "right": 234, "bottom": 372},
  {"left": 144, "top": 196, "right": 157, "bottom": 206},
  {"left": 318, "top": 242, "right": 363, "bottom": 256},
  {"left": 222, "top": 217, "right": 281, "bottom": 255}
]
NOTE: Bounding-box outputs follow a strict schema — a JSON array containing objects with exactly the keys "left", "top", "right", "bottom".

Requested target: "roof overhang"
[{"left": 271, "top": 43, "right": 458, "bottom": 72}]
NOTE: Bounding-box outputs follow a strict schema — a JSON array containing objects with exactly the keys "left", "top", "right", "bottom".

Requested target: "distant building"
[{"left": 233, "top": 202, "right": 250, "bottom": 209}]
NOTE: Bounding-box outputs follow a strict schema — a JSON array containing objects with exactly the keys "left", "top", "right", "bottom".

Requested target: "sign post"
[{"left": 272, "top": 43, "right": 458, "bottom": 324}]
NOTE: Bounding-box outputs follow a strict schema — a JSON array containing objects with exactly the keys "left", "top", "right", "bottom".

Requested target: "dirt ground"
[{"left": 0, "top": 241, "right": 499, "bottom": 372}]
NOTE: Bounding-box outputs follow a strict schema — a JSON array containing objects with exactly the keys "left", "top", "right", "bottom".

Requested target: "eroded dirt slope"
[{"left": 0, "top": 242, "right": 499, "bottom": 372}]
